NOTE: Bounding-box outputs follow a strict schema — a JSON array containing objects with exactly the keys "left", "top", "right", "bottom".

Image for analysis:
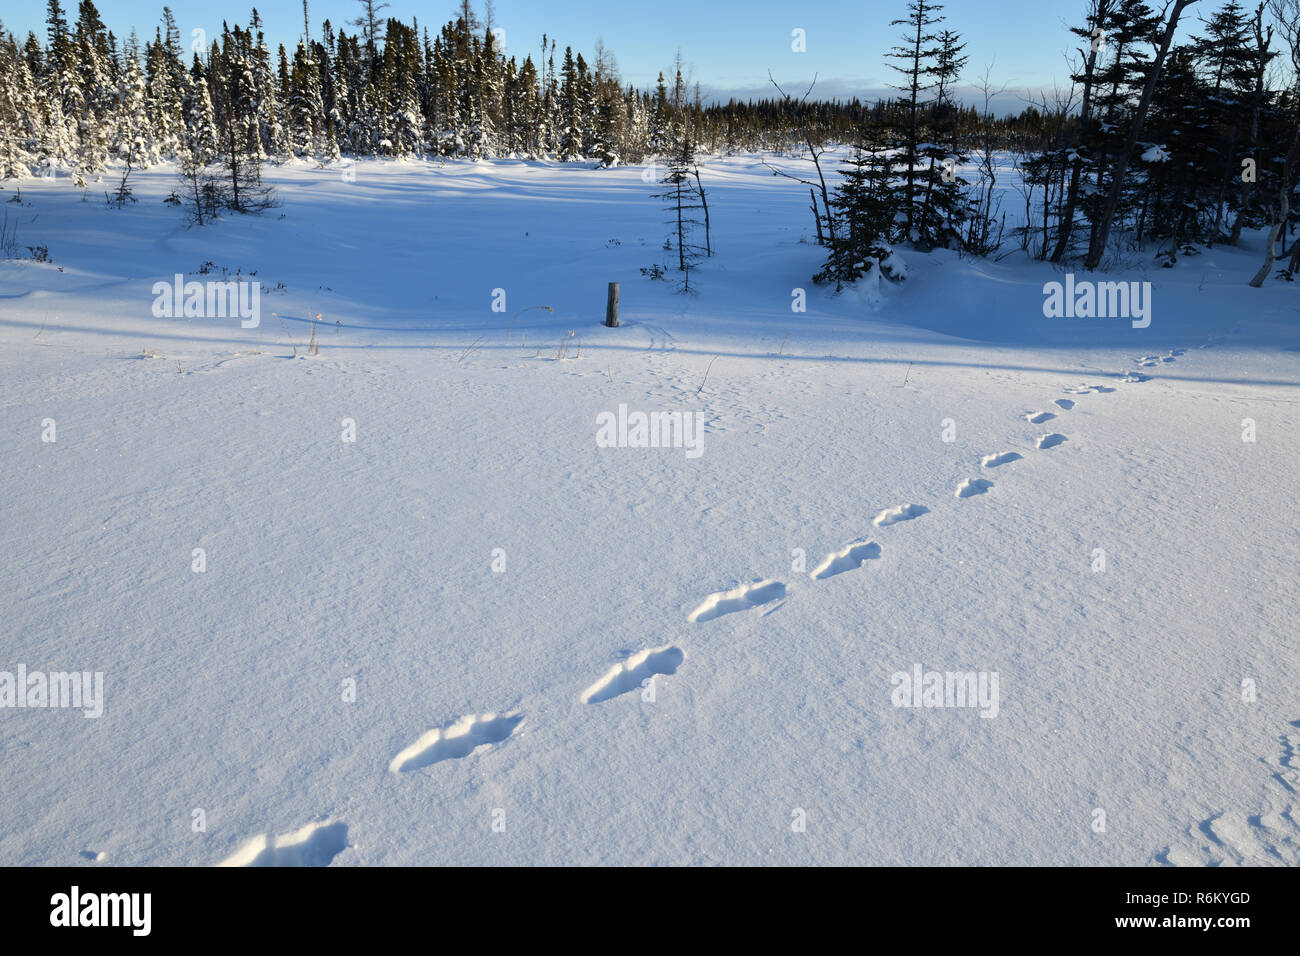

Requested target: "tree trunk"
[
  {"left": 1232, "top": 6, "right": 1271, "bottom": 246},
  {"left": 1248, "top": 97, "right": 1300, "bottom": 285},
  {"left": 903, "top": 7, "right": 924, "bottom": 239},
  {"left": 1050, "top": 6, "right": 1106, "bottom": 263},
  {"left": 694, "top": 168, "right": 711, "bottom": 256},
  {"left": 805, "top": 134, "right": 835, "bottom": 245},
  {"left": 1249, "top": 196, "right": 1286, "bottom": 286},
  {"left": 676, "top": 179, "right": 685, "bottom": 272}
]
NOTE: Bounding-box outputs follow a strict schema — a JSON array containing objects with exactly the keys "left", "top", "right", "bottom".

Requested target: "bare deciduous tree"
[{"left": 760, "top": 72, "right": 835, "bottom": 245}]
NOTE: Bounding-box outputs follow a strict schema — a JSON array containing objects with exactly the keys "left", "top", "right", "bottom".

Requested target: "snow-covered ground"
[{"left": 1, "top": 153, "right": 1297, "bottom": 866}]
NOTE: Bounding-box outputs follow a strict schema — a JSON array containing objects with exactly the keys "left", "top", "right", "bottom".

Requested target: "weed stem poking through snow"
[{"left": 698, "top": 355, "right": 719, "bottom": 394}]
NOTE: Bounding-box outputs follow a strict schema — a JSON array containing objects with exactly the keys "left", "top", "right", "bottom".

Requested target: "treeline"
[
  {"left": 3, "top": 0, "right": 1298, "bottom": 283},
  {"left": 0, "top": 0, "right": 1108, "bottom": 182}
]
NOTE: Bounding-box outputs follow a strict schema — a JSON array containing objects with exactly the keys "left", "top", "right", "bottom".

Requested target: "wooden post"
[{"left": 605, "top": 282, "right": 620, "bottom": 327}]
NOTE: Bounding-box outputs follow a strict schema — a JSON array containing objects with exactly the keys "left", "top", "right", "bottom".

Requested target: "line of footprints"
[
  {"left": 216, "top": 342, "right": 1224, "bottom": 865},
  {"left": 686, "top": 380, "right": 1119, "bottom": 622},
  {"left": 687, "top": 335, "right": 1226, "bottom": 625}
]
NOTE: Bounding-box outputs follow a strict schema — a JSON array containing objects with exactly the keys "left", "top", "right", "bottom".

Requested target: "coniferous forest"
[{"left": 3, "top": 1, "right": 1300, "bottom": 280}]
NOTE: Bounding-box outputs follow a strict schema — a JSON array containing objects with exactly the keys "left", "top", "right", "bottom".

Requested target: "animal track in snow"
[
  {"left": 389, "top": 713, "right": 524, "bottom": 772},
  {"left": 955, "top": 478, "right": 993, "bottom": 498},
  {"left": 1277, "top": 721, "right": 1300, "bottom": 793},
  {"left": 1158, "top": 720, "right": 1300, "bottom": 866},
  {"left": 1026, "top": 411, "right": 1055, "bottom": 424},
  {"left": 810, "top": 540, "right": 882, "bottom": 579},
  {"left": 689, "top": 579, "right": 786, "bottom": 623},
  {"left": 219, "top": 820, "right": 349, "bottom": 867},
  {"left": 981, "top": 451, "right": 1022, "bottom": 468},
  {"left": 1054, "top": 398, "right": 1075, "bottom": 410},
  {"left": 582, "top": 646, "right": 684, "bottom": 703},
  {"left": 872, "top": 504, "right": 929, "bottom": 527},
  {"left": 1140, "top": 348, "right": 1185, "bottom": 365},
  {"left": 1120, "top": 371, "right": 1149, "bottom": 383},
  {"left": 1064, "top": 383, "right": 1115, "bottom": 395},
  {"left": 1159, "top": 806, "right": 1300, "bottom": 867},
  {"left": 1037, "top": 433, "right": 1067, "bottom": 449}
]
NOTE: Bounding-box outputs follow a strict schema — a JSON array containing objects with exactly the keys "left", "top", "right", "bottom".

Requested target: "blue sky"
[{"left": 2, "top": 0, "right": 1211, "bottom": 110}]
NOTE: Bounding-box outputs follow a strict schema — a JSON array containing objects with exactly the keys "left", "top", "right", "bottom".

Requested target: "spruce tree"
[
  {"left": 289, "top": 40, "right": 325, "bottom": 156},
  {"left": 211, "top": 23, "right": 274, "bottom": 212},
  {"left": 0, "top": 28, "right": 39, "bottom": 177},
  {"left": 885, "top": 0, "right": 943, "bottom": 242},
  {"left": 557, "top": 46, "right": 582, "bottom": 160},
  {"left": 654, "top": 127, "right": 707, "bottom": 291},
  {"left": 816, "top": 138, "right": 903, "bottom": 289},
  {"left": 1194, "top": 1, "right": 1264, "bottom": 241},
  {"left": 112, "top": 43, "right": 150, "bottom": 172},
  {"left": 175, "top": 66, "right": 220, "bottom": 225},
  {"left": 913, "top": 27, "right": 969, "bottom": 249}
]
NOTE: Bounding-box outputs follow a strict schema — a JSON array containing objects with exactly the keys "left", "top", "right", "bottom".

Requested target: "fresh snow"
[{"left": 1, "top": 152, "right": 1298, "bottom": 866}]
